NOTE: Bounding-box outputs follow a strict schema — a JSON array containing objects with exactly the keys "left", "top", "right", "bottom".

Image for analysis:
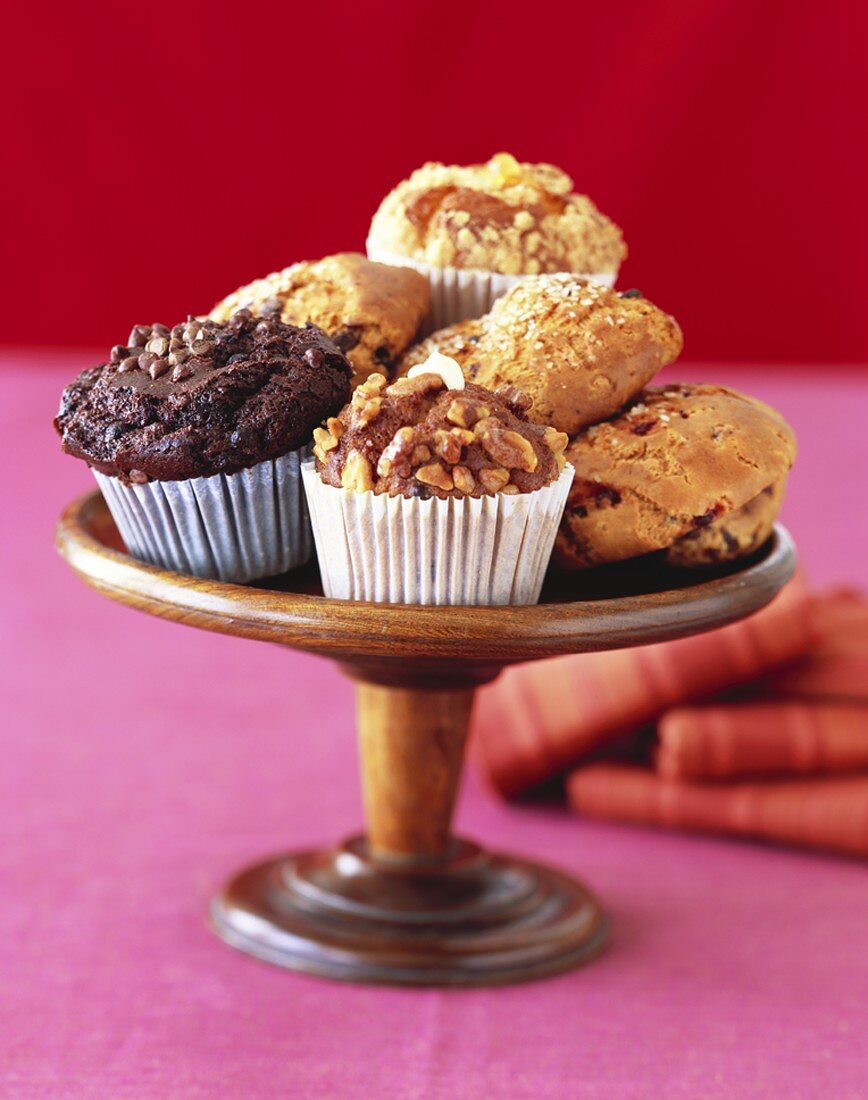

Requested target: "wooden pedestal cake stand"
[{"left": 57, "top": 491, "right": 795, "bottom": 987}]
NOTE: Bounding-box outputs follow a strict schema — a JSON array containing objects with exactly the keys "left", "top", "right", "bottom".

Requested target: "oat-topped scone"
[
  {"left": 55, "top": 312, "right": 352, "bottom": 582},
  {"left": 367, "top": 154, "right": 627, "bottom": 333},
  {"left": 368, "top": 154, "right": 625, "bottom": 277},
  {"left": 400, "top": 277, "right": 683, "bottom": 436},
  {"left": 555, "top": 384, "right": 797, "bottom": 570},
  {"left": 302, "top": 353, "right": 574, "bottom": 605},
  {"left": 208, "top": 252, "right": 429, "bottom": 387}
]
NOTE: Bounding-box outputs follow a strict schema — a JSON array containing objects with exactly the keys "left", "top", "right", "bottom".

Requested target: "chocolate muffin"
[
  {"left": 56, "top": 312, "right": 351, "bottom": 483},
  {"left": 555, "top": 384, "right": 797, "bottom": 570},
  {"left": 302, "top": 354, "right": 575, "bottom": 605},
  {"left": 56, "top": 312, "right": 352, "bottom": 582},
  {"left": 207, "top": 253, "right": 429, "bottom": 388}
]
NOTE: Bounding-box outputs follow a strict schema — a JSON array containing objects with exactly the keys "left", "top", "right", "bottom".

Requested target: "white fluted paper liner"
[
  {"left": 302, "top": 462, "right": 574, "bottom": 606},
  {"left": 366, "top": 242, "right": 618, "bottom": 335},
  {"left": 93, "top": 447, "right": 312, "bottom": 583}
]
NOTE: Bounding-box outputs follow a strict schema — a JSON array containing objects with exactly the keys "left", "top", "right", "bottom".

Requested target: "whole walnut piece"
[{"left": 315, "top": 372, "right": 569, "bottom": 500}]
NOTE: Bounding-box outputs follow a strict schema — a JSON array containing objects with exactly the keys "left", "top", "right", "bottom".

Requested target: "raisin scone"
[
  {"left": 555, "top": 384, "right": 796, "bottom": 569},
  {"left": 208, "top": 252, "right": 429, "bottom": 388},
  {"left": 666, "top": 478, "right": 787, "bottom": 567},
  {"left": 398, "top": 277, "right": 683, "bottom": 436}
]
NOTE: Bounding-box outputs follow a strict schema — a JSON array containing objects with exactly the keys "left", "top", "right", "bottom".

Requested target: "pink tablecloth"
[{"left": 4, "top": 354, "right": 868, "bottom": 1098}]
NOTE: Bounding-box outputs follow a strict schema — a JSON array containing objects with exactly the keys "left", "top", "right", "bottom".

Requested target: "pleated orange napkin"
[
  {"left": 473, "top": 581, "right": 868, "bottom": 856},
  {"left": 656, "top": 702, "right": 868, "bottom": 780},
  {"left": 567, "top": 766, "right": 868, "bottom": 857},
  {"left": 473, "top": 574, "right": 815, "bottom": 797}
]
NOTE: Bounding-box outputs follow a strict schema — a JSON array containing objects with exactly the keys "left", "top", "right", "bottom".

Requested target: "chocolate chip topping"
[
  {"left": 315, "top": 372, "right": 568, "bottom": 500},
  {"left": 55, "top": 313, "right": 352, "bottom": 483}
]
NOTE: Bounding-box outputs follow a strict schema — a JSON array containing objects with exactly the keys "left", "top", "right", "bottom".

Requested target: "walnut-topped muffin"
[
  {"left": 555, "top": 384, "right": 797, "bottom": 569},
  {"left": 400, "top": 277, "right": 683, "bottom": 436},
  {"left": 367, "top": 154, "right": 626, "bottom": 277},
  {"left": 208, "top": 253, "right": 429, "bottom": 387},
  {"left": 303, "top": 352, "right": 575, "bottom": 605},
  {"left": 314, "top": 362, "right": 568, "bottom": 500}
]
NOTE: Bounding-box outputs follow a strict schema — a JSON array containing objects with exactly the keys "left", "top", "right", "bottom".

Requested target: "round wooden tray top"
[
  {"left": 57, "top": 491, "right": 796, "bottom": 667},
  {"left": 56, "top": 491, "right": 797, "bottom": 987}
]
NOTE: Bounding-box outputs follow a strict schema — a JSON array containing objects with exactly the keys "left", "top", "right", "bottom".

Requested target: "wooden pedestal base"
[
  {"left": 56, "top": 494, "right": 796, "bottom": 989},
  {"left": 210, "top": 836, "right": 610, "bottom": 986}
]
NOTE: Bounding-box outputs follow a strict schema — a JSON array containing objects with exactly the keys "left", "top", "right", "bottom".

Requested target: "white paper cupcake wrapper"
[
  {"left": 93, "top": 447, "right": 313, "bottom": 583},
  {"left": 302, "top": 462, "right": 574, "bottom": 606},
  {"left": 366, "top": 243, "right": 617, "bottom": 335}
]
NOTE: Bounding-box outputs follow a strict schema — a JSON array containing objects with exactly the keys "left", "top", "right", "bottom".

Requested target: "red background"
[{"left": 4, "top": 0, "right": 865, "bottom": 362}]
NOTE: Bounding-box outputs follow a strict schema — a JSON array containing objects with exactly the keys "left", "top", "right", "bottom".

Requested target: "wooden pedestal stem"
[{"left": 356, "top": 683, "right": 474, "bottom": 860}]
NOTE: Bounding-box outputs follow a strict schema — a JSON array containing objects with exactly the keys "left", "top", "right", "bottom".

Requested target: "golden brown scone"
[
  {"left": 367, "top": 154, "right": 626, "bottom": 276},
  {"left": 397, "top": 319, "right": 484, "bottom": 376},
  {"left": 208, "top": 253, "right": 429, "bottom": 388},
  {"left": 399, "top": 277, "right": 682, "bottom": 435},
  {"left": 665, "top": 478, "right": 786, "bottom": 567},
  {"left": 555, "top": 384, "right": 797, "bottom": 569}
]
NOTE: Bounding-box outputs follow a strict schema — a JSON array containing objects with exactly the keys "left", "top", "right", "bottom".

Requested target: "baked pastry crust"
[
  {"left": 367, "top": 155, "right": 626, "bottom": 276},
  {"left": 208, "top": 253, "right": 429, "bottom": 387},
  {"left": 398, "top": 319, "right": 484, "bottom": 375},
  {"left": 399, "top": 277, "right": 683, "bottom": 436},
  {"left": 555, "top": 384, "right": 797, "bottom": 569}
]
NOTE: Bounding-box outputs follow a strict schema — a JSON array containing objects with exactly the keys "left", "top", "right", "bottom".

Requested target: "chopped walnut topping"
[
  {"left": 341, "top": 450, "right": 374, "bottom": 492},
  {"left": 416, "top": 463, "right": 454, "bottom": 491},
  {"left": 452, "top": 465, "right": 476, "bottom": 494},
  {"left": 477, "top": 467, "right": 510, "bottom": 493},
  {"left": 543, "top": 426, "right": 569, "bottom": 454},
  {"left": 387, "top": 372, "right": 445, "bottom": 397},
  {"left": 446, "top": 397, "right": 489, "bottom": 428},
  {"left": 499, "top": 483, "right": 521, "bottom": 495},
  {"left": 475, "top": 420, "right": 538, "bottom": 472},
  {"left": 376, "top": 426, "right": 415, "bottom": 477},
  {"left": 354, "top": 396, "right": 382, "bottom": 427},
  {"left": 411, "top": 444, "right": 432, "bottom": 465},
  {"left": 312, "top": 417, "right": 344, "bottom": 462},
  {"left": 433, "top": 429, "right": 466, "bottom": 464},
  {"left": 355, "top": 373, "right": 388, "bottom": 398},
  {"left": 495, "top": 384, "right": 533, "bottom": 414}
]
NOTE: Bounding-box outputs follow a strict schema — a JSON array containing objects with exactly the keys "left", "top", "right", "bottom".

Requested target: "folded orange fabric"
[
  {"left": 473, "top": 575, "right": 814, "bottom": 796},
  {"left": 567, "top": 764, "right": 868, "bottom": 857},
  {"left": 657, "top": 702, "right": 868, "bottom": 781},
  {"left": 760, "top": 588, "right": 868, "bottom": 702}
]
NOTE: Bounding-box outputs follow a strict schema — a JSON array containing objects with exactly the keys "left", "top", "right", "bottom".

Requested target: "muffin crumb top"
[{"left": 367, "top": 154, "right": 626, "bottom": 276}]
